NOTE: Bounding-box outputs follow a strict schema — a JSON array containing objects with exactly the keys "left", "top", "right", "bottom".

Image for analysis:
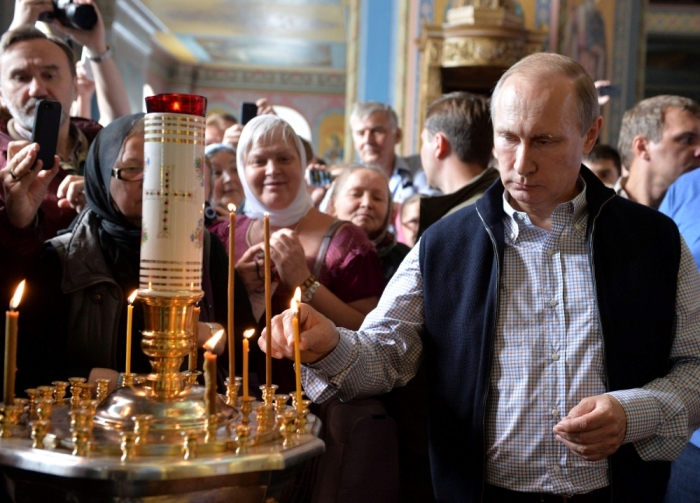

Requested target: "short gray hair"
[
  {"left": 491, "top": 52, "right": 599, "bottom": 135},
  {"left": 617, "top": 95, "right": 700, "bottom": 168},
  {"left": 350, "top": 102, "right": 399, "bottom": 130}
]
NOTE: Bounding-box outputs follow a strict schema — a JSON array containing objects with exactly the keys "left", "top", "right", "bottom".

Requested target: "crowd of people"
[{"left": 2, "top": 1, "right": 700, "bottom": 502}]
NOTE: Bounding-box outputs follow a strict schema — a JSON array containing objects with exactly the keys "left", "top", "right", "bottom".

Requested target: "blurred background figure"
[
  {"left": 327, "top": 164, "right": 410, "bottom": 282},
  {"left": 400, "top": 193, "right": 422, "bottom": 248},
  {"left": 583, "top": 144, "right": 622, "bottom": 187},
  {"left": 205, "top": 143, "right": 244, "bottom": 214},
  {"left": 205, "top": 112, "right": 237, "bottom": 146}
]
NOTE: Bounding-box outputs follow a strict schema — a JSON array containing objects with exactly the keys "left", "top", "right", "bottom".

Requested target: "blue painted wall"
[{"left": 357, "top": 0, "right": 399, "bottom": 105}]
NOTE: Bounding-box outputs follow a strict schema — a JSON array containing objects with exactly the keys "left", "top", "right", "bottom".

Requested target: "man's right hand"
[
  {"left": 1, "top": 141, "right": 59, "bottom": 229},
  {"left": 260, "top": 304, "right": 340, "bottom": 364},
  {"left": 9, "top": 0, "right": 54, "bottom": 29}
]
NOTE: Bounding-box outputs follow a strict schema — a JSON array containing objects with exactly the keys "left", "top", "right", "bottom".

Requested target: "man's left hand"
[{"left": 553, "top": 394, "right": 627, "bottom": 461}]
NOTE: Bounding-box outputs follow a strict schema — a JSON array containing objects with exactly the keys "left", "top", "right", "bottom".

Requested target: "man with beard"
[{"left": 0, "top": 25, "right": 102, "bottom": 306}]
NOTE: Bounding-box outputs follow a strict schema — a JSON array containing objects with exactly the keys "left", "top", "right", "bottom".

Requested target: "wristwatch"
[
  {"left": 87, "top": 46, "right": 112, "bottom": 63},
  {"left": 300, "top": 275, "right": 320, "bottom": 303}
]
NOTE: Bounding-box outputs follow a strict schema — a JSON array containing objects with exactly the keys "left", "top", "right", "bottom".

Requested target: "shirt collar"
[
  {"left": 502, "top": 177, "right": 588, "bottom": 243},
  {"left": 614, "top": 177, "right": 629, "bottom": 199}
]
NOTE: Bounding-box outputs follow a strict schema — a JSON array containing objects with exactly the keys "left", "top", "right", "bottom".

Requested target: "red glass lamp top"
[{"left": 145, "top": 94, "right": 207, "bottom": 117}]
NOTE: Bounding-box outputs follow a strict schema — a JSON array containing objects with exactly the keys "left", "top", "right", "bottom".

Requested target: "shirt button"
[
  {"left": 553, "top": 465, "right": 561, "bottom": 474},
  {"left": 546, "top": 249, "right": 555, "bottom": 256},
  {"left": 575, "top": 223, "right": 583, "bottom": 230},
  {"left": 551, "top": 352, "right": 559, "bottom": 361},
  {"left": 552, "top": 408, "right": 559, "bottom": 417},
  {"left": 549, "top": 299, "right": 558, "bottom": 307},
  {"left": 510, "top": 233, "right": 515, "bottom": 240}
]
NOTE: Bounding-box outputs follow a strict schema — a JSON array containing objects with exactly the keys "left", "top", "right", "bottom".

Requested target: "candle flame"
[
  {"left": 291, "top": 287, "right": 302, "bottom": 312},
  {"left": 9, "top": 280, "right": 25, "bottom": 310},
  {"left": 204, "top": 329, "right": 225, "bottom": 351},
  {"left": 128, "top": 290, "right": 138, "bottom": 304},
  {"left": 243, "top": 328, "right": 255, "bottom": 339},
  {"left": 228, "top": 203, "right": 236, "bottom": 213},
  {"left": 264, "top": 212, "right": 269, "bottom": 218}
]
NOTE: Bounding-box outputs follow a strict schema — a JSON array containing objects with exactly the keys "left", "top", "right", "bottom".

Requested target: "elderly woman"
[
  {"left": 15, "top": 114, "right": 254, "bottom": 393},
  {"left": 327, "top": 164, "right": 410, "bottom": 282},
  {"left": 205, "top": 143, "right": 244, "bottom": 211},
  {"left": 211, "top": 115, "right": 384, "bottom": 393}
]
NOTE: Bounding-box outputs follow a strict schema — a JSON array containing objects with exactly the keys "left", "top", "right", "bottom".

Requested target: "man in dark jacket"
[
  {"left": 262, "top": 53, "right": 700, "bottom": 503},
  {"left": 417, "top": 91, "right": 499, "bottom": 240}
]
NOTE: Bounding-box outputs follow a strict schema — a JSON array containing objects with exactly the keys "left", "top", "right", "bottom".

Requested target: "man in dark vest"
[
  {"left": 417, "top": 91, "right": 500, "bottom": 240},
  {"left": 262, "top": 53, "right": 700, "bottom": 503}
]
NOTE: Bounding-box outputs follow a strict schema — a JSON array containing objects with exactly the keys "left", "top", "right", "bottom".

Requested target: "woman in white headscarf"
[{"left": 211, "top": 115, "right": 384, "bottom": 393}]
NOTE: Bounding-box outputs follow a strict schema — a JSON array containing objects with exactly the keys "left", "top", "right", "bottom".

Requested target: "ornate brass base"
[{"left": 94, "top": 382, "right": 237, "bottom": 433}]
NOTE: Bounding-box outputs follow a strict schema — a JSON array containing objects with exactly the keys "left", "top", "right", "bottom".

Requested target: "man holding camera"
[{"left": 0, "top": 0, "right": 123, "bottom": 307}]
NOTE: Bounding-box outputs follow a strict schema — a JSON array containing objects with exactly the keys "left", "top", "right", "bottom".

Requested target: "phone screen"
[
  {"left": 307, "top": 169, "right": 332, "bottom": 187},
  {"left": 240, "top": 102, "right": 257, "bottom": 125},
  {"left": 30, "top": 100, "right": 62, "bottom": 170}
]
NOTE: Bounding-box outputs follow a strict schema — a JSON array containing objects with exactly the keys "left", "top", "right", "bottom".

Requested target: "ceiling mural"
[{"left": 140, "top": 0, "right": 347, "bottom": 71}]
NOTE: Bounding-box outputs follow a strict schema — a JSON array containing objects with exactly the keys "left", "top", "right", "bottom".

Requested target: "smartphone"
[
  {"left": 240, "top": 102, "right": 257, "bottom": 125},
  {"left": 597, "top": 85, "right": 621, "bottom": 97},
  {"left": 80, "top": 47, "right": 95, "bottom": 81},
  {"left": 307, "top": 168, "right": 333, "bottom": 187},
  {"left": 31, "top": 100, "right": 62, "bottom": 170}
]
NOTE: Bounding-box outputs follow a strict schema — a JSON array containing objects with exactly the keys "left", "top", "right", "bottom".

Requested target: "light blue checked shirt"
[{"left": 303, "top": 182, "right": 700, "bottom": 494}]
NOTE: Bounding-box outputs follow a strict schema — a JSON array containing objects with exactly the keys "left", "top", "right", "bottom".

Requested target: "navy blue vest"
[{"left": 419, "top": 167, "right": 680, "bottom": 503}]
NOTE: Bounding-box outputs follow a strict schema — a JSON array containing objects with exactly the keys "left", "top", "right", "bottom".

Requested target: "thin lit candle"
[
  {"left": 242, "top": 329, "right": 255, "bottom": 399},
  {"left": 188, "top": 306, "right": 201, "bottom": 374},
  {"left": 125, "top": 290, "right": 138, "bottom": 375},
  {"left": 4, "top": 280, "right": 25, "bottom": 405},
  {"left": 227, "top": 203, "right": 236, "bottom": 381},
  {"left": 291, "top": 288, "right": 303, "bottom": 413},
  {"left": 263, "top": 212, "right": 272, "bottom": 386},
  {"left": 203, "top": 329, "right": 225, "bottom": 416}
]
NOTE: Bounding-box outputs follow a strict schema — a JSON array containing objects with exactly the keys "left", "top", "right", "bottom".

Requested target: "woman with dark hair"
[{"left": 14, "top": 113, "right": 254, "bottom": 393}]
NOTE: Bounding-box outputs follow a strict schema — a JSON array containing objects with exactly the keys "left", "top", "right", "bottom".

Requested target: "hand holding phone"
[
  {"left": 307, "top": 168, "right": 332, "bottom": 187},
  {"left": 240, "top": 102, "right": 257, "bottom": 125},
  {"left": 31, "top": 100, "right": 62, "bottom": 170}
]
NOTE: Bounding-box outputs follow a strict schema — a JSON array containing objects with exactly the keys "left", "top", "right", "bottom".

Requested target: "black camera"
[{"left": 38, "top": 0, "right": 97, "bottom": 30}]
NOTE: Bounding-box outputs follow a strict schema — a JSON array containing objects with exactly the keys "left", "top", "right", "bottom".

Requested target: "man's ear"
[
  {"left": 632, "top": 135, "right": 651, "bottom": 162},
  {"left": 582, "top": 115, "right": 603, "bottom": 154},
  {"left": 395, "top": 126, "right": 403, "bottom": 144},
  {"left": 435, "top": 133, "right": 451, "bottom": 160},
  {"left": 0, "top": 88, "right": 6, "bottom": 110}
]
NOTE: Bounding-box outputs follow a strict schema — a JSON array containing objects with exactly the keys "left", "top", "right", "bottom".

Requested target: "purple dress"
[{"left": 211, "top": 214, "right": 385, "bottom": 393}]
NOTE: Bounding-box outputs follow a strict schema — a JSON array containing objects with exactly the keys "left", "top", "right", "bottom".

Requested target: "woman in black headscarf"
[{"left": 14, "top": 114, "right": 254, "bottom": 394}]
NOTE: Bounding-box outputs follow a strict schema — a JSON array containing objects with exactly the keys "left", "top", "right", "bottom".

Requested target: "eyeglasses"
[{"left": 112, "top": 167, "right": 144, "bottom": 181}]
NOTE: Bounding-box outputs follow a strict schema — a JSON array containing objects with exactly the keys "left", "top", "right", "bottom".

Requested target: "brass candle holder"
[
  {"left": 25, "top": 388, "right": 39, "bottom": 418},
  {"left": 225, "top": 376, "right": 242, "bottom": 406},
  {"left": 279, "top": 411, "right": 297, "bottom": 448},
  {"left": 52, "top": 381, "right": 69, "bottom": 404},
  {"left": 30, "top": 419, "right": 49, "bottom": 449},
  {"left": 240, "top": 397, "right": 255, "bottom": 425},
  {"left": 260, "top": 385, "right": 278, "bottom": 407},
  {"left": 95, "top": 379, "right": 111, "bottom": 403},
  {"left": 296, "top": 399, "right": 312, "bottom": 434}
]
